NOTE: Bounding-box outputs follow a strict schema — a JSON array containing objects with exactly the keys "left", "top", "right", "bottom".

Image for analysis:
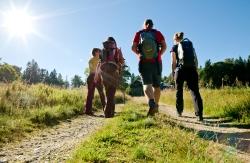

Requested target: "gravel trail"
[{"left": 0, "top": 114, "right": 105, "bottom": 162}]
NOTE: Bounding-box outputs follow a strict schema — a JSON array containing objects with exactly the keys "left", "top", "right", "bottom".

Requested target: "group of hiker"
[{"left": 83, "top": 19, "right": 203, "bottom": 121}]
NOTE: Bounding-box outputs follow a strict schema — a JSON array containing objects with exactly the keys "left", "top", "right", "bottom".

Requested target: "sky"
[{"left": 0, "top": 0, "right": 250, "bottom": 81}]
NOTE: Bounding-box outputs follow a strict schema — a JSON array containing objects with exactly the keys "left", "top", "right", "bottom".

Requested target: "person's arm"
[
  {"left": 132, "top": 42, "right": 141, "bottom": 60},
  {"left": 131, "top": 32, "right": 141, "bottom": 60},
  {"left": 193, "top": 48, "right": 198, "bottom": 68},
  {"left": 117, "top": 48, "right": 125, "bottom": 65},
  {"left": 171, "top": 52, "right": 177, "bottom": 77},
  {"left": 88, "top": 59, "right": 93, "bottom": 72},
  {"left": 156, "top": 31, "right": 167, "bottom": 56},
  {"left": 159, "top": 40, "right": 167, "bottom": 56}
]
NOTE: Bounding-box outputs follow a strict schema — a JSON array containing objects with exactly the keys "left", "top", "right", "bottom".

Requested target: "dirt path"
[
  {"left": 0, "top": 100, "right": 249, "bottom": 162},
  {"left": 159, "top": 104, "right": 250, "bottom": 162},
  {"left": 0, "top": 113, "right": 106, "bottom": 162}
]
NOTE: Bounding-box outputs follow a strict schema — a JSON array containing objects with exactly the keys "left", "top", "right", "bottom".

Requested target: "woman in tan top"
[{"left": 84, "top": 48, "right": 106, "bottom": 115}]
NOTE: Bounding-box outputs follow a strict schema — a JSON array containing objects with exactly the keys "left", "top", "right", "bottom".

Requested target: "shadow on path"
[{"left": 159, "top": 104, "right": 250, "bottom": 156}]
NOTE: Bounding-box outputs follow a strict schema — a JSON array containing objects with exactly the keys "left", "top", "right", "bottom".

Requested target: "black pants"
[{"left": 175, "top": 67, "right": 203, "bottom": 116}]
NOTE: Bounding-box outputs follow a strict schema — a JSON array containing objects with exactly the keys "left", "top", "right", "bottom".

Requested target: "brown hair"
[
  {"left": 92, "top": 48, "right": 101, "bottom": 56},
  {"left": 173, "top": 32, "right": 184, "bottom": 41}
]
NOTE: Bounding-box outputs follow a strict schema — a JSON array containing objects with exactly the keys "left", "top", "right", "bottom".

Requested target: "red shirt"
[{"left": 133, "top": 29, "right": 165, "bottom": 63}]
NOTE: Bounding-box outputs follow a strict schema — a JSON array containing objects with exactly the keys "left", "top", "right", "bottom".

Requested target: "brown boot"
[{"left": 147, "top": 99, "right": 156, "bottom": 116}]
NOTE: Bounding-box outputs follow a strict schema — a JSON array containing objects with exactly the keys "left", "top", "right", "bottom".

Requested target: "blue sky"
[{"left": 0, "top": 0, "right": 250, "bottom": 81}]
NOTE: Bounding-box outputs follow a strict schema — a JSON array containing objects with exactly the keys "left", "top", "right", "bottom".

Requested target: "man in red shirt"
[{"left": 132, "top": 19, "right": 167, "bottom": 116}]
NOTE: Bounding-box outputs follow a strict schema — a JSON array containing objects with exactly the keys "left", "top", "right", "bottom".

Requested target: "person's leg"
[
  {"left": 85, "top": 73, "right": 95, "bottom": 114},
  {"left": 154, "top": 87, "right": 161, "bottom": 107},
  {"left": 103, "top": 84, "right": 116, "bottom": 118},
  {"left": 186, "top": 68, "right": 203, "bottom": 120},
  {"left": 175, "top": 67, "right": 184, "bottom": 116},
  {"left": 143, "top": 84, "right": 156, "bottom": 116},
  {"left": 96, "top": 80, "right": 106, "bottom": 110},
  {"left": 152, "top": 63, "right": 162, "bottom": 112},
  {"left": 109, "top": 86, "right": 116, "bottom": 117},
  {"left": 143, "top": 84, "right": 154, "bottom": 100},
  {"left": 101, "top": 63, "right": 118, "bottom": 118},
  {"left": 140, "top": 63, "right": 158, "bottom": 116}
]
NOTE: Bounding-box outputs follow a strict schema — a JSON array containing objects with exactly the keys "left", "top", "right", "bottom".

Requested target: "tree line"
[
  {"left": 1, "top": 55, "right": 249, "bottom": 91},
  {"left": 0, "top": 58, "right": 83, "bottom": 88},
  {"left": 199, "top": 55, "right": 250, "bottom": 88},
  {"left": 161, "top": 55, "right": 250, "bottom": 89}
]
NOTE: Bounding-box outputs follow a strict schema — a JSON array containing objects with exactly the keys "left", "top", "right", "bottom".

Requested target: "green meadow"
[
  {"left": 0, "top": 82, "right": 125, "bottom": 145},
  {"left": 160, "top": 87, "right": 250, "bottom": 124},
  {"left": 69, "top": 103, "right": 240, "bottom": 162}
]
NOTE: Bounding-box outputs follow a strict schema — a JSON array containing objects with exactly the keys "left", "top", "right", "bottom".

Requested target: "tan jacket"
[{"left": 89, "top": 56, "right": 100, "bottom": 73}]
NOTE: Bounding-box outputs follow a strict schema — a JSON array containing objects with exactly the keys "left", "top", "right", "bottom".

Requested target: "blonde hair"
[{"left": 173, "top": 32, "right": 184, "bottom": 41}]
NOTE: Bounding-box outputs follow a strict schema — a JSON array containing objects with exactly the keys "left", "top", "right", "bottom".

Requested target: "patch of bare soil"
[{"left": 0, "top": 113, "right": 105, "bottom": 163}]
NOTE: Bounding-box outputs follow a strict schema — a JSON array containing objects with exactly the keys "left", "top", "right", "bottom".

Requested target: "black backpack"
[{"left": 177, "top": 38, "right": 197, "bottom": 68}]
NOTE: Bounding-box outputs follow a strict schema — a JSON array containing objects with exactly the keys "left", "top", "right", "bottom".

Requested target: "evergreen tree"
[
  {"left": 23, "top": 59, "right": 41, "bottom": 84},
  {"left": 49, "top": 69, "right": 58, "bottom": 85},
  {"left": 71, "top": 75, "right": 83, "bottom": 88},
  {"left": 118, "top": 65, "right": 131, "bottom": 103},
  {"left": 57, "top": 73, "right": 64, "bottom": 87}
]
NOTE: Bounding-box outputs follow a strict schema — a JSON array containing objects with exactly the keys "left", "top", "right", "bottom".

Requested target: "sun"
[{"left": 3, "top": 8, "right": 34, "bottom": 40}]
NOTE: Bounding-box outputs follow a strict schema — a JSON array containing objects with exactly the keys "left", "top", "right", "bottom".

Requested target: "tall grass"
[
  {"left": 160, "top": 87, "right": 250, "bottom": 123},
  {"left": 69, "top": 103, "right": 239, "bottom": 162},
  {"left": 0, "top": 81, "right": 125, "bottom": 145}
]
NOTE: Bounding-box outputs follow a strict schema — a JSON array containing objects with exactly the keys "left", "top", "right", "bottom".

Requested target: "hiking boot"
[
  {"left": 147, "top": 99, "right": 156, "bottom": 116},
  {"left": 85, "top": 111, "right": 94, "bottom": 116},
  {"left": 147, "top": 107, "right": 156, "bottom": 116},
  {"left": 196, "top": 115, "right": 203, "bottom": 121},
  {"left": 177, "top": 111, "right": 182, "bottom": 117},
  {"left": 154, "top": 104, "right": 159, "bottom": 113}
]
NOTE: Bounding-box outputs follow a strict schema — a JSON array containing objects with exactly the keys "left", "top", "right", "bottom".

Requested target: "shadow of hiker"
[
  {"left": 197, "top": 130, "right": 250, "bottom": 153},
  {"left": 160, "top": 114, "right": 250, "bottom": 154},
  {"left": 202, "top": 117, "right": 250, "bottom": 129}
]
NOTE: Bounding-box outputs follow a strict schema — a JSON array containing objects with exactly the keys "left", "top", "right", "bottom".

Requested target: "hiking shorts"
[{"left": 139, "top": 62, "right": 162, "bottom": 87}]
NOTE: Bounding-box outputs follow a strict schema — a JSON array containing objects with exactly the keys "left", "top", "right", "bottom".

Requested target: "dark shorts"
[{"left": 139, "top": 62, "right": 162, "bottom": 87}]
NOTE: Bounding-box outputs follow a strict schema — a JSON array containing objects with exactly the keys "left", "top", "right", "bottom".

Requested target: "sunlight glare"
[{"left": 3, "top": 9, "right": 34, "bottom": 39}]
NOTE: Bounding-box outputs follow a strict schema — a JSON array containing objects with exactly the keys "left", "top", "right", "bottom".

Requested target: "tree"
[
  {"left": 57, "top": 73, "right": 64, "bottom": 87},
  {"left": 49, "top": 69, "right": 58, "bottom": 85},
  {"left": 198, "top": 56, "right": 249, "bottom": 88},
  {"left": 40, "top": 68, "right": 48, "bottom": 83},
  {"left": 161, "top": 74, "right": 175, "bottom": 86},
  {"left": 64, "top": 77, "right": 70, "bottom": 88},
  {"left": 84, "top": 67, "right": 90, "bottom": 83},
  {"left": 247, "top": 55, "right": 250, "bottom": 85},
  {"left": 12, "top": 65, "right": 22, "bottom": 77},
  {"left": 234, "top": 56, "right": 247, "bottom": 85},
  {"left": 118, "top": 65, "right": 131, "bottom": 103},
  {"left": 23, "top": 59, "right": 41, "bottom": 84},
  {"left": 43, "top": 70, "right": 50, "bottom": 84},
  {"left": 200, "top": 59, "right": 212, "bottom": 86},
  {"left": 0, "top": 63, "right": 19, "bottom": 83},
  {"left": 71, "top": 75, "right": 84, "bottom": 88}
]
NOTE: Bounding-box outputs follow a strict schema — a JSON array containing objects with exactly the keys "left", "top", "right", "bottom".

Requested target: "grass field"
[
  {"left": 160, "top": 88, "right": 250, "bottom": 124},
  {"left": 69, "top": 102, "right": 240, "bottom": 162},
  {"left": 0, "top": 82, "right": 125, "bottom": 145}
]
